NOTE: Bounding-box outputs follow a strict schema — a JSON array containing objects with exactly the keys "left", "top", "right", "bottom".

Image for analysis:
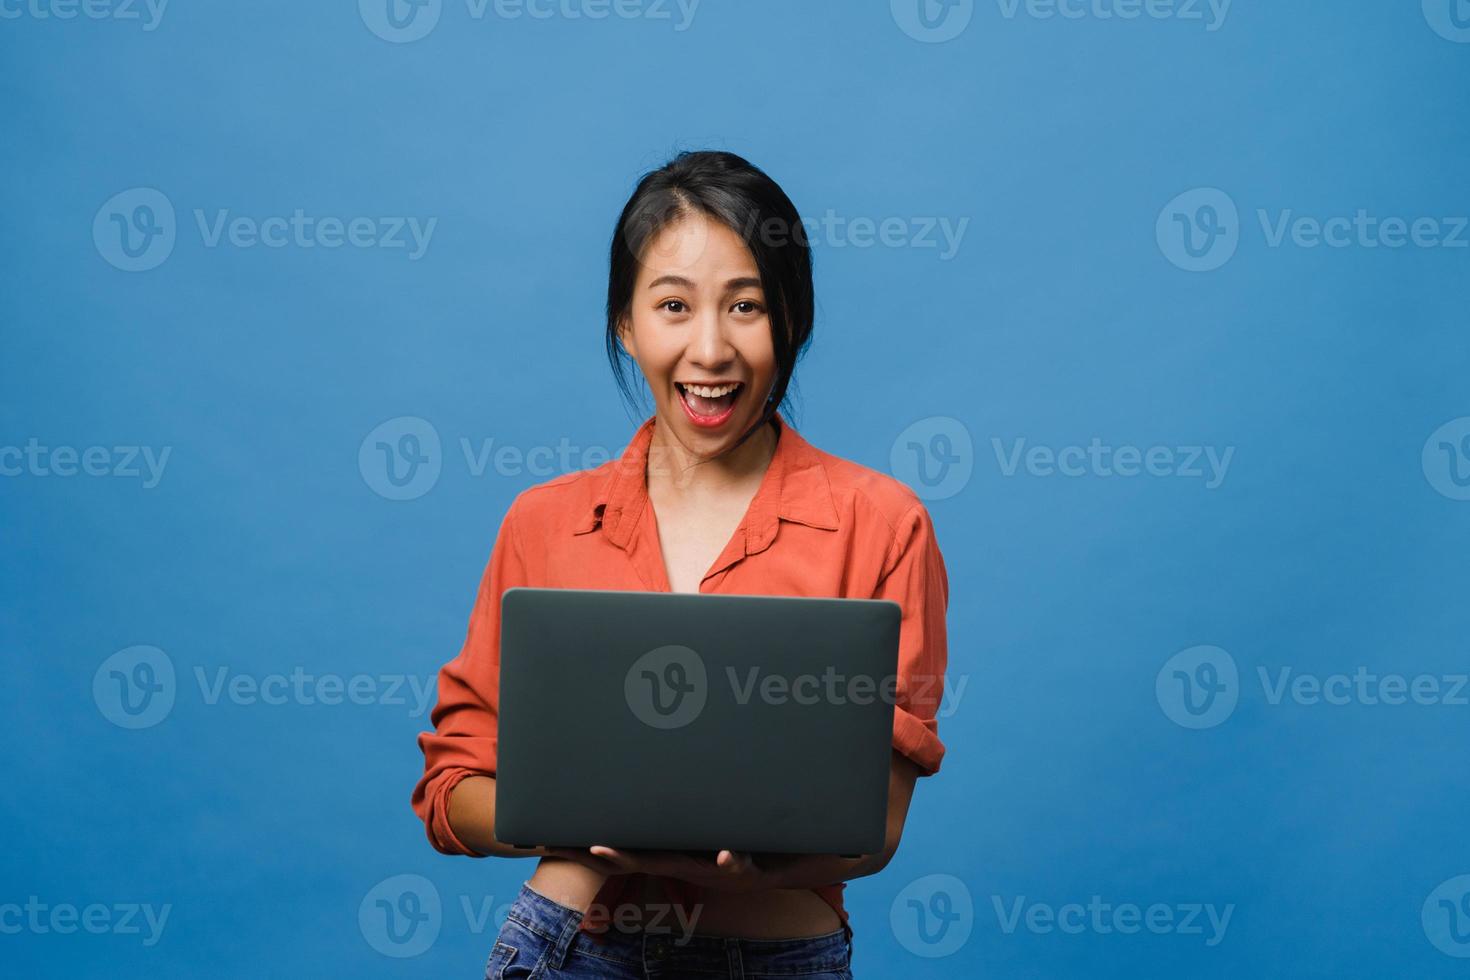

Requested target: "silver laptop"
[{"left": 494, "top": 587, "right": 901, "bottom": 856}]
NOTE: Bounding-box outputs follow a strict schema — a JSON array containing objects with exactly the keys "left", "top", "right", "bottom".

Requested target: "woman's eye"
[
  {"left": 732, "top": 300, "right": 763, "bottom": 315},
  {"left": 661, "top": 300, "right": 688, "bottom": 314}
]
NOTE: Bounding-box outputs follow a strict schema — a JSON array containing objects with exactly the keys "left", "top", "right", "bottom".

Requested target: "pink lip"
[{"left": 676, "top": 383, "right": 741, "bottom": 429}]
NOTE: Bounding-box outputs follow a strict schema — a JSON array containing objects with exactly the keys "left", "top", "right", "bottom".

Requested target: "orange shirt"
[{"left": 411, "top": 411, "right": 950, "bottom": 935}]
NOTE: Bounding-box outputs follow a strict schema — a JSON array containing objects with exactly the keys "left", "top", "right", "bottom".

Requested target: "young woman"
[{"left": 412, "top": 150, "right": 950, "bottom": 979}]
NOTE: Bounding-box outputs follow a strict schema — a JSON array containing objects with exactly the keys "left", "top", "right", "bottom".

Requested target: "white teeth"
[{"left": 681, "top": 383, "right": 740, "bottom": 399}]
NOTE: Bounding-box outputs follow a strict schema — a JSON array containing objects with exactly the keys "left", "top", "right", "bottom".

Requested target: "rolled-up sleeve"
[
  {"left": 410, "top": 498, "right": 528, "bottom": 855},
  {"left": 875, "top": 501, "right": 950, "bottom": 776}
]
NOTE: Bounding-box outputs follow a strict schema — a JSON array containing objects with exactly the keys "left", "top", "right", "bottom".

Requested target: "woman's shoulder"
[
  {"left": 502, "top": 457, "right": 621, "bottom": 534},
  {"left": 794, "top": 429, "right": 934, "bottom": 536}
]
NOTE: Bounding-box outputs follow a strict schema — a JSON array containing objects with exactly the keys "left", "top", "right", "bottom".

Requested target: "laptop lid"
[{"left": 494, "top": 587, "right": 901, "bottom": 855}]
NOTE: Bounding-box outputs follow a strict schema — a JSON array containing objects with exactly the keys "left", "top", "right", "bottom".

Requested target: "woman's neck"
[{"left": 646, "top": 413, "right": 779, "bottom": 500}]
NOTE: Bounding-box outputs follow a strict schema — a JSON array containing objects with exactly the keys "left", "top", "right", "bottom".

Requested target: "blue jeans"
[{"left": 485, "top": 883, "right": 855, "bottom": 979}]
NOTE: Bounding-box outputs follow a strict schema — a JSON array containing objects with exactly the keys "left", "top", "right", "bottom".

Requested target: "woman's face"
[{"left": 619, "top": 211, "right": 778, "bottom": 455}]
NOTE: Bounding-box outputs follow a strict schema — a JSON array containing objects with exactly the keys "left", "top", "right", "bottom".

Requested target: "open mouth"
[{"left": 676, "top": 381, "right": 744, "bottom": 428}]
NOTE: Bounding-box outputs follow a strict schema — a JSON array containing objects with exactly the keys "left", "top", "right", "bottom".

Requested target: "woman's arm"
[
  {"left": 412, "top": 501, "right": 529, "bottom": 856},
  {"left": 446, "top": 774, "right": 553, "bottom": 859}
]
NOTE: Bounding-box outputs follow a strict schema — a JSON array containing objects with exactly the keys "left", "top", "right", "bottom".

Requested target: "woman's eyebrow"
[
  {"left": 645, "top": 274, "right": 763, "bottom": 291},
  {"left": 646, "top": 274, "right": 694, "bottom": 290}
]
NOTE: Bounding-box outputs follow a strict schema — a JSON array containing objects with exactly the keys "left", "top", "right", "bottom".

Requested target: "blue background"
[{"left": 3, "top": 0, "right": 1469, "bottom": 976}]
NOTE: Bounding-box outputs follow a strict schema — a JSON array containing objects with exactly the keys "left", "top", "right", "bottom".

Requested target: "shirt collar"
[{"left": 573, "top": 411, "right": 840, "bottom": 554}]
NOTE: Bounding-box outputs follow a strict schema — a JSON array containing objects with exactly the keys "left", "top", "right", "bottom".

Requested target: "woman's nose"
[{"left": 687, "top": 311, "right": 736, "bottom": 365}]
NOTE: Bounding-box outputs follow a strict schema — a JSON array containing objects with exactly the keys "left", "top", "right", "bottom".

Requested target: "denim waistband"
[{"left": 504, "top": 882, "right": 852, "bottom": 976}]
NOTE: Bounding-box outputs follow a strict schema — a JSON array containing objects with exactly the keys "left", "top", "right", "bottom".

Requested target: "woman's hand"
[
  {"left": 544, "top": 846, "right": 779, "bottom": 892},
  {"left": 541, "top": 753, "right": 922, "bottom": 893}
]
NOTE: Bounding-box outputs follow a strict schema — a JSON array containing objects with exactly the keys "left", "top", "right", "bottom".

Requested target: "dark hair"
[{"left": 605, "top": 150, "right": 815, "bottom": 456}]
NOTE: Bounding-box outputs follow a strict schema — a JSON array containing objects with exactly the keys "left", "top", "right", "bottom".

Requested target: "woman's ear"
[{"left": 617, "top": 316, "right": 637, "bottom": 360}]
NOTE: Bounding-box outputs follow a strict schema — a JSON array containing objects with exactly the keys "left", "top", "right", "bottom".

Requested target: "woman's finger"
[
  {"left": 545, "top": 847, "right": 619, "bottom": 876},
  {"left": 588, "top": 845, "right": 658, "bottom": 873},
  {"left": 716, "top": 850, "right": 753, "bottom": 874}
]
